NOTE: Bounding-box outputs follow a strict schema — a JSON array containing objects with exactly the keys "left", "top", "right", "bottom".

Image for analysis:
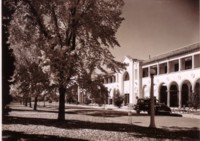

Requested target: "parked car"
[{"left": 134, "top": 98, "right": 171, "bottom": 114}]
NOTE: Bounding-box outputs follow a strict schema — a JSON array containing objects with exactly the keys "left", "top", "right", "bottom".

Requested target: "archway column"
[
  {"left": 178, "top": 87, "right": 182, "bottom": 108},
  {"left": 167, "top": 61, "right": 169, "bottom": 73},
  {"left": 192, "top": 55, "right": 195, "bottom": 69},
  {"left": 192, "top": 82, "right": 196, "bottom": 94},
  {"left": 167, "top": 90, "right": 170, "bottom": 107},
  {"left": 179, "top": 59, "right": 182, "bottom": 71},
  {"left": 157, "top": 64, "right": 159, "bottom": 75},
  {"left": 158, "top": 86, "right": 160, "bottom": 101}
]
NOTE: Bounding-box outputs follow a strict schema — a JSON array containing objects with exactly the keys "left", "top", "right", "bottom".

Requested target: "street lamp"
[{"left": 149, "top": 68, "right": 156, "bottom": 128}]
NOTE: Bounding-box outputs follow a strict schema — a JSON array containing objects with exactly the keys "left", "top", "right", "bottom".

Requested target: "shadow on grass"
[
  {"left": 3, "top": 116, "right": 200, "bottom": 140},
  {"left": 9, "top": 107, "right": 182, "bottom": 118},
  {"left": 66, "top": 109, "right": 182, "bottom": 118},
  {"left": 66, "top": 109, "right": 132, "bottom": 117},
  {"left": 9, "top": 108, "right": 130, "bottom": 117},
  {"left": 2, "top": 130, "right": 87, "bottom": 141},
  {"left": 10, "top": 108, "right": 58, "bottom": 113}
]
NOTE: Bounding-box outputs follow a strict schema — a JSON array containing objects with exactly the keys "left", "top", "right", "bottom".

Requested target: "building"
[{"left": 102, "top": 42, "right": 200, "bottom": 108}]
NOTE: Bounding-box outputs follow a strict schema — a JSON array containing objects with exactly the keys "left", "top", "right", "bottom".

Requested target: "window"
[
  {"left": 112, "top": 76, "right": 116, "bottom": 82},
  {"left": 185, "top": 57, "right": 192, "bottom": 70},
  {"left": 194, "top": 54, "right": 200, "bottom": 68},
  {"left": 164, "top": 65, "right": 167, "bottom": 73},
  {"left": 151, "top": 66, "right": 157, "bottom": 75},
  {"left": 124, "top": 72, "right": 129, "bottom": 81},
  {"left": 159, "top": 63, "right": 167, "bottom": 74},
  {"left": 142, "top": 68, "right": 148, "bottom": 77},
  {"left": 174, "top": 63, "right": 179, "bottom": 72}
]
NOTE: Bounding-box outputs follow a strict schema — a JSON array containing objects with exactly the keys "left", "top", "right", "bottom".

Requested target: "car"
[{"left": 133, "top": 98, "right": 171, "bottom": 115}]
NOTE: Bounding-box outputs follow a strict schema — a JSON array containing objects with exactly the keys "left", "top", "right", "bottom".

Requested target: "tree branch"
[
  {"left": 49, "top": 2, "right": 63, "bottom": 47},
  {"left": 24, "top": 0, "right": 49, "bottom": 39}
]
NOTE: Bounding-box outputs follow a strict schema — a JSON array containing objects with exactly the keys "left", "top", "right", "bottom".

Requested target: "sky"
[{"left": 111, "top": 0, "right": 199, "bottom": 61}]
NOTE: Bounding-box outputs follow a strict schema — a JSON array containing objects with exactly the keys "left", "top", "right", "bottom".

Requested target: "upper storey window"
[
  {"left": 169, "top": 60, "right": 179, "bottom": 72},
  {"left": 159, "top": 63, "right": 167, "bottom": 74},
  {"left": 142, "top": 68, "right": 148, "bottom": 77},
  {"left": 150, "top": 66, "right": 157, "bottom": 75},
  {"left": 194, "top": 54, "right": 200, "bottom": 68},
  {"left": 112, "top": 76, "right": 116, "bottom": 82},
  {"left": 185, "top": 57, "right": 192, "bottom": 70}
]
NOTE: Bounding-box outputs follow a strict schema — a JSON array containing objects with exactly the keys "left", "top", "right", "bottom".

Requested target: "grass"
[{"left": 2, "top": 102, "right": 200, "bottom": 141}]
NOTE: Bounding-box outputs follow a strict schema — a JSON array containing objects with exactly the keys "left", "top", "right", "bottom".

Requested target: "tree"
[
  {"left": 188, "top": 92, "right": 200, "bottom": 110},
  {"left": 11, "top": 61, "right": 50, "bottom": 110},
  {"left": 8, "top": 0, "right": 125, "bottom": 121},
  {"left": 114, "top": 89, "right": 124, "bottom": 108},
  {"left": 86, "top": 78, "right": 109, "bottom": 106},
  {"left": 2, "top": 0, "right": 15, "bottom": 116},
  {"left": 66, "top": 84, "right": 78, "bottom": 104},
  {"left": 29, "top": 62, "right": 49, "bottom": 110}
]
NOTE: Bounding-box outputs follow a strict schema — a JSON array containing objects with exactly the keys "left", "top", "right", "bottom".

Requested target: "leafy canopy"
[{"left": 8, "top": 0, "right": 125, "bottom": 93}]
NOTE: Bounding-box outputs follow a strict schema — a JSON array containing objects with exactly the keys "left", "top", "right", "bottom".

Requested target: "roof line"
[{"left": 142, "top": 42, "right": 200, "bottom": 65}]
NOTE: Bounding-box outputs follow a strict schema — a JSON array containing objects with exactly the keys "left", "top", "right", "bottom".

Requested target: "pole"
[{"left": 149, "top": 70, "right": 156, "bottom": 128}]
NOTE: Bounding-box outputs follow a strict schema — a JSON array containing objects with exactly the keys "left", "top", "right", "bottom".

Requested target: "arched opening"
[
  {"left": 181, "top": 81, "right": 191, "bottom": 107},
  {"left": 123, "top": 72, "right": 129, "bottom": 81},
  {"left": 170, "top": 84, "right": 178, "bottom": 107},
  {"left": 123, "top": 72, "right": 130, "bottom": 103},
  {"left": 195, "top": 79, "right": 200, "bottom": 95},
  {"left": 159, "top": 84, "right": 167, "bottom": 105},
  {"left": 193, "top": 79, "right": 200, "bottom": 108}
]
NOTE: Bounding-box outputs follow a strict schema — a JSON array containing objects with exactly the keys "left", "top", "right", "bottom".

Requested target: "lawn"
[{"left": 2, "top": 102, "right": 200, "bottom": 141}]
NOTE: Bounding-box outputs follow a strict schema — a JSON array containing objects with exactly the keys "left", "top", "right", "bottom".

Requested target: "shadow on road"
[{"left": 3, "top": 116, "right": 200, "bottom": 140}]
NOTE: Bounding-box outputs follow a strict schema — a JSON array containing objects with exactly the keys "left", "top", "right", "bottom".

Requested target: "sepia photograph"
[{"left": 2, "top": 0, "right": 200, "bottom": 140}]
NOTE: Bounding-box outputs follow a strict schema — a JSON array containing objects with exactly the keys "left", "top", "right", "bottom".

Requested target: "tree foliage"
[
  {"left": 114, "top": 89, "right": 124, "bottom": 108},
  {"left": 7, "top": 0, "right": 125, "bottom": 120},
  {"left": 188, "top": 92, "right": 200, "bottom": 110}
]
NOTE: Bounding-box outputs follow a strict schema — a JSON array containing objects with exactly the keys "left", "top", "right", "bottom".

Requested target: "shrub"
[
  {"left": 95, "top": 97, "right": 105, "bottom": 107},
  {"left": 85, "top": 97, "right": 92, "bottom": 105},
  {"left": 114, "top": 92, "right": 124, "bottom": 108},
  {"left": 188, "top": 92, "right": 200, "bottom": 110}
]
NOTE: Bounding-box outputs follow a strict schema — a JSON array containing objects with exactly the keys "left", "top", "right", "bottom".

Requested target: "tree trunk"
[
  {"left": 43, "top": 95, "right": 46, "bottom": 107},
  {"left": 25, "top": 97, "right": 28, "bottom": 107},
  {"left": 149, "top": 74, "right": 156, "bottom": 128},
  {"left": 29, "top": 97, "right": 32, "bottom": 108},
  {"left": 34, "top": 96, "right": 38, "bottom": 110},
  {"left": 58, "top": 85, "right": 66, "bottom": 121}
]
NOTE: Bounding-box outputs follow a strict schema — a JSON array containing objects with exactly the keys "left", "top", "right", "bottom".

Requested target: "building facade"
[{"left": 102, "top": 43, "right": 200, "bottom": 108}]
